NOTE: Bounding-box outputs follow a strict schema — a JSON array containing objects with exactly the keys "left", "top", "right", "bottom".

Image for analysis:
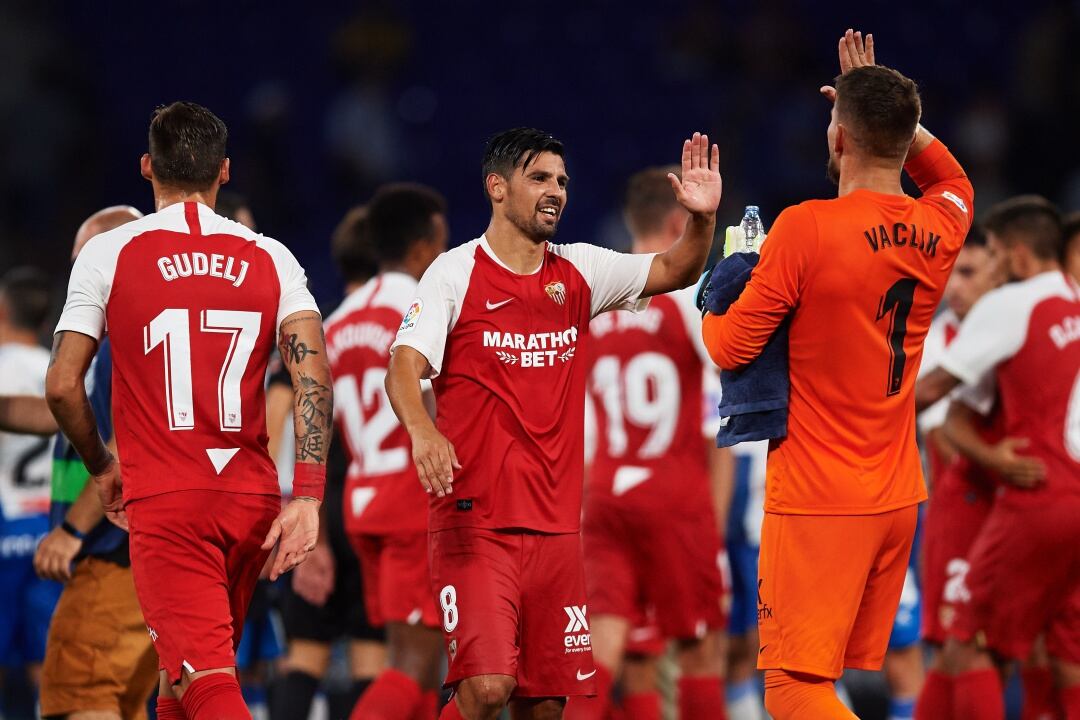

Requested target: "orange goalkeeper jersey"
[{"left": 703, "top": 139, "right": 973, "bottom": 515}]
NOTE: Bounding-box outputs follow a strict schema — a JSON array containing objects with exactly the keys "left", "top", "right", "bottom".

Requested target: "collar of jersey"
[{"left": 479, "top": 235, "right": 545, "bottom": 276}]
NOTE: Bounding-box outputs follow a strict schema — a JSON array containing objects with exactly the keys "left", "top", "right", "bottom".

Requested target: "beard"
[
  {"left": 508, "top": 205, "right": 559, "bottom": 242},
  {"left": 826, "top": 154, "right": 840, "bottom": 186}
]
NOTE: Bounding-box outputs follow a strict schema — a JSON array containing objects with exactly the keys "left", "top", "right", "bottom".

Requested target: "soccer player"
[
  {"left": 271, "top": 205, "right": 386, "bottom": 720},
  {"left": 385, "top": 127, "right": 721, "bottom": 720},
  {"left": 331, "top": 184, "right": 448, "bottom": 720},
  {"left": 914, "top": 196, "right": 1079, "bottom": 718},
  {"left": 46, "top": 101, "right": 331, "bottom": 720},
  {"left": 701, "top": 31, "right": 973, "bottom": 719},
  {"left": 0, "top": 267, "right": 60, "bottom": 698},
  {"left": 567, "top": 165, "right": 730, "bottom": 720}
]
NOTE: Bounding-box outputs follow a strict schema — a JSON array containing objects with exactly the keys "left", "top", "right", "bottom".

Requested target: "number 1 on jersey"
[
  {"left": 144, "top": 308, "right": 261, "bottom": 431},
  {"left": 876, "top": 278, "right": 918, "bottom": 397}
]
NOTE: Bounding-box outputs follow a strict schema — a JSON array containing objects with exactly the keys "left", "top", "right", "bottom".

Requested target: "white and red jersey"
[
  {"left": 942, "top": 271, "right": 1080, "bottom": 506},
  {"left": 0, "top": 343, "right": 53, "bottom": 521},
  {"left": 56, "top": 201, "right": 318, "bottom": 502},
  {"left": 584, "top": 285, "right": 717, "bottom": 515},
  {"left": 326, "top": 272, "right": 425, "bottom": 535},
  {"left": 917, "top": 309, "right": 960, "bottom": 436},
  {"left": 391, "top": 235, "right": 654, "bottom": 533}
]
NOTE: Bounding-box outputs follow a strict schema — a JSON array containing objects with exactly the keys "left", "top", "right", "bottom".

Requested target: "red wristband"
[{"left": 292, "top": 463, "right": 326, "bottom": 502}]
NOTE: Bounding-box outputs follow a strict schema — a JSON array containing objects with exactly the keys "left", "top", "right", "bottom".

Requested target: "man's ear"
[
  {"left": 140, "top": 154, "right": 153, "bottom": 181},
  {"left": 486, "top": 173, "right": 506, "bottom": 203},
  {"left": 219, "top": 158, "right": 231, "bottom": 186},
  {"left": 834, "top": 124, "right": 845, "bottom": 157}
]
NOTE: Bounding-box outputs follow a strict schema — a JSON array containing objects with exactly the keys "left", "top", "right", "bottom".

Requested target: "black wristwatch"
[{"left": 61, "top": 521, "right": 86, "bottom": 541}]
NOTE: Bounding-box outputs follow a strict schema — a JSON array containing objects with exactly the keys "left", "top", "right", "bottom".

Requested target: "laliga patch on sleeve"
[
  {"left": 940, "top": 190, "right": 968, "bottom": 215},
  {"left": 399, "top": 299, "right": 423, "bottom": 333}
]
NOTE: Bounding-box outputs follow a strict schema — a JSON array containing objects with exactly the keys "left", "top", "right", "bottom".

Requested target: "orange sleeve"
[
  {"left": 904, "top": 138, "right": 974, "bottom": 235},
  {"left": 702, "top": 204, "right": 817, "bottom": 370}
]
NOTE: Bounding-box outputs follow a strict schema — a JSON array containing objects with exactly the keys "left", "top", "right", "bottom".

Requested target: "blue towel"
[{"left": 700, "top": 253, "right": 790, "bottom": 448}]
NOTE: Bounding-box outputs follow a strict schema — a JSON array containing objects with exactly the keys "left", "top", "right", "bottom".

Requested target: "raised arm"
[
  {"left": 262, "top": 310, "right": 332, "bottom": 580},
  {"left": 642, "top": 132, "right": 722, "bottom": 297},
  {"left": 0, "top": 395, "right": 58, "bottom": 435},
  {"left": 386, "top": 345, "right": 460, "bottom": 498}
]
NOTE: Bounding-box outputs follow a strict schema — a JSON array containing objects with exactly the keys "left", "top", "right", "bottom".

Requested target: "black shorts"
[{"left": 281, "top": 447, "right": 384, "bottom": 644}]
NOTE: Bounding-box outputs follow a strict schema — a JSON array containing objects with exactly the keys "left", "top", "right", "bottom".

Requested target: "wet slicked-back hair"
[
  {"left": 148, "top": 101, "right": 228, "bottom": 190},
  {"left": 624, "top": 165, "right": 681, "bottom": 237},
  {"left": 482, "top": 127, "right": 565, "bottom": 198},
  {"left": 367, "top": 183, "right": 447, "bottom": 264},
  {"left": 835, "top": 66, "right": 921, "bottom": 161},
  {"left": 982, "top": 194, "right": 1063, "bottom": 261}
]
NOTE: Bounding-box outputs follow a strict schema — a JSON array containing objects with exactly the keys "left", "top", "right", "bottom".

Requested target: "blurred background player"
[
  {"left": 702, "top": 31, "right": 973, "bottom": 719},
  {"left": 385, "top": 128, "right": 721, "bottom": 720},
  {"left": 47, "top": 101, "right": 329, "bottom": 720},
  {"left": 567, "top": 165, "right": 731, "bottom": 720},
  {"left": 333, "top": 183, "right": 448, "bottom": 720},
  {"left": 0, "top": 267, "right": 60, "bottom": 713},
  {"left": 271, "top": 205, "right": 387, "bottom": 720},
  {"left": 34, "top": 205, "right": 163, "bottom": 720},
  {"left": 915, "top": 196, "right": 1079, "bottom": 718},
  {"left": 1064, "top": 212, "right": 1080, "bottom": 282}
]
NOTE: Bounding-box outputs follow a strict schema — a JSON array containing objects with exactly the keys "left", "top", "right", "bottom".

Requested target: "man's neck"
[
  {"left": 838, "top": 158, "right": 905, "bottom": 198},
  {"left": 154, "top": 187, "right": 217, "bottom": 212},
  {"left": 0, "top": 328, "right": 39, "bottom": 347},
  {"left": 484, "top": 216, "right": 546, "bottom": 274},
  {"left": 381, "top": 262, "right": 424, "bottom": 282},
  {"left": 1021, "top": 260, "right": 1062, "bottom": 280}
]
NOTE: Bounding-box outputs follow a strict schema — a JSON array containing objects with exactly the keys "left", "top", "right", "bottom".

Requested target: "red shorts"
[
  {"left": 127, "top": 490, "right": 279, "bottom": 684},
  {"left": 919, "top": 479, "right": 993, "bottom": 644},
  {"left": 582, "top": 500, "right": 727, "bottom": 641},
  {"left": 949, "top": 499, "right": 1080, "bottom": 663},
  {"left": 428, "top": 527, "right": 596, "bottom": 698},
  {"left": 350, "top": 531, "right": 439, "bottom": 629}
]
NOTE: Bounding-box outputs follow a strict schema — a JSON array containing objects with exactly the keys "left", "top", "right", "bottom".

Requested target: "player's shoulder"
[
  {"left": 78, "top": 211, "right": 163, "bottom": 262},
  {"left": 202, "top": 211, "right": 295, "bottom": 262},
  {"left": 979, "top": 272, "right": 1067, "bottom": 314},
  {"left": 428, "top": 238, "right": 482, "bottom": 277},
  {"left": 547, "top": 241, "right": 617, "bottom": 266}
]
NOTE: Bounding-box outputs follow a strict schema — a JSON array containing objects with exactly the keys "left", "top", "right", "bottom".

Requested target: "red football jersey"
[
  {"left": 943, "top": 271, "right": 1080, "bottom": 506},
  {"left": 391, "top": 236, "right": 655, "bottom": 533},
  {"left": 56, "top": 201, "right": 318, "bottom": 501},
  {"left": 325, "top": 272, "right": 425, "bottom": 535},
  {"left": 584, "top": 287, "right": 716, "bottom": 514}
]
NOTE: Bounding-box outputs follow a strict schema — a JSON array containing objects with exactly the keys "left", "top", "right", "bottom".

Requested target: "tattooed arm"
[{"left": 261, "top": 310, "right": 334, "bottom": 580}]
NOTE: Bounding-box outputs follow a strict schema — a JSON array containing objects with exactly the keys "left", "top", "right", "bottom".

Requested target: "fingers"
[
  {"left": 681, "top": 138, "right": 691, "bottom": 175},
  {"left": 854, "top": 31, "right": 867, "bottom": 64},
  {"left": 710, "top": 141, "right": 720, "bottom": 172},
  {"left": 449, "top": 442, "right": 462, "bottom": 471},
  {"left": 838, "top": 33, "right": 852, "bottom": 73},
  {"left": 689, "top": 132, "right": 701, "bottom": 169},
  {"left": 820, "top": 86, "right": 837, "bottom": 103},
  {"left": 261, "top": 518, "right": 283, "bottom": 551},
  {"left": 667, "top": 173, "right": 684, "bottom": 199},
  {"left": 865, "top": 33, "right": 875, "bottom": 64}
]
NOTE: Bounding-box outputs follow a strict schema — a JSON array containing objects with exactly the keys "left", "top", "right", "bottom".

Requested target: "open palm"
[{"left": 669, "top": 132, "right": 722, "bottom": 216}]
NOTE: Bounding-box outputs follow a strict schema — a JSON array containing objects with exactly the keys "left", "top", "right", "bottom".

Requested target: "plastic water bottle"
[{"left": 740, "top": 205, "right": 765, "bottom": 252}]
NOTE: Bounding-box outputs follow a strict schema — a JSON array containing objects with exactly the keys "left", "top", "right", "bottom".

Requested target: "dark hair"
[
  {"left": 982, "top": 195, "right": 1062, "bottom": 261},
  {"left": 1062, "top": 211, "right": 1080, "bottom": 246},
  {"left": 331, "top": 205, "right": 378, "bottom": 284},
  {"left": 624, "top": 165, "right": 681, "bottom": 237},
  {"left": 215, "top": 191, "right": 249, "bottom": 222},
  {"left": 963, "top": 224, "right": 987, "bottom": 248},
  {"left": 148, "top": 101, "right": 228, "bottom": 190},
  {"left": 366, "top": 183, "right": 447, "bottom": 264},
  {"left": 835, "top": 66, "right": 921, "bottom": 161},
  {"left": 482, "top": 127, "right": 565, "bottom": 197},
  {"left": 0, "top": 267, "right": 53, "bottom": 332}
]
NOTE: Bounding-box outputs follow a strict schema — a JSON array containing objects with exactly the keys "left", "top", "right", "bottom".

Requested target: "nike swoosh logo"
[
  {"left": 486, "top": 298, "right": 513, "bottom": 311},
  {"left": 577, "top": 669, "right": 597, "bottom": 681}
]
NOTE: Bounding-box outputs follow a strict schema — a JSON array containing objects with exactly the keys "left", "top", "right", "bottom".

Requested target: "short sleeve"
[
  {"left": 954, "top": 369, "right": 997, "bottom": 417},
  {"left": 55, "top": 236, "right": 115, "bottom": 340},
  {"left": 265, "top": 241, "right": 319, "bottom": 328},
  {"left": 390, "top": 249, "right": 471, "bottom": 378},
  {"left": 560, "top": 244, "right": 655, "bottom": 317},
  {"left": 916, "top": 312, "right": 954, "bottom": 433},
  {"left": 940, "top": 285, "right": 1028, "bottom": 387}
]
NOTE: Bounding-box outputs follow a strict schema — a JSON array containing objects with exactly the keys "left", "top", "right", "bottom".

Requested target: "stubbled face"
[
  {"left": 501, "top": 152, "right": 568, "bottom": 242},
  {"left": 944, "top": 244, "right": 1003, "bottom": 319},
  {"left": 826, "top": 105, "right": 841, "bottom": 185},
  {"left": 988, "top": 231, "right": 1029, "bottom": 282}
]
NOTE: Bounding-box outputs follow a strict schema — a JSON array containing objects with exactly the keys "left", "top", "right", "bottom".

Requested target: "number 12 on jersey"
[{"left": 143, "top": 308, "right": 261, "bottom": 432}]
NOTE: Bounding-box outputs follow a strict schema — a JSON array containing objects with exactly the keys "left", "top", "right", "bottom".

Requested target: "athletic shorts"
[
  {"left": 950, "top": 499, "right": 1080, "bottom": 663},
  {"left": 582, "top": 502, "right": 727, "bottom": 641},
  {"left": 428, "top": 527, "right": 596, "bottom": 698},
  {"left": 40, "top": 557, "right": 158, "bottom": 719},
  {"left": 624, "top": 607, "right": 667, "bottom": 658},
  {"left": 756, "top": 506, "right": 918, "bottom": 679},
  {"left": 280, "top": 480, "right": 384, "bottom": 644},
  {"left": 127, "top": 489, "right": 279, "bottom": 684},
  {"left": 920, "top": 482, "right": 993, "bottom": 644},
  {"left": 0, "top": 515, "right": 62, "bottom": 665},
  {"left": 351, "top": 531, "right": 439, "bottom": 629}
]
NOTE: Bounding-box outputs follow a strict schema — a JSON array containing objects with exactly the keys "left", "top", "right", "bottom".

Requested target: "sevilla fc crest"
[{"left": 544, "top": 281, "right": 566, "bottom": 305}]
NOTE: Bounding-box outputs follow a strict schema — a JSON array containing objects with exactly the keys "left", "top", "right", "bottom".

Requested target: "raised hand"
[
  {"left": 668, "top": 132, "right": 722, "bottom": 217},
  {"left": 821, "top": 29, "right": 876, "bottom": 104}
]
